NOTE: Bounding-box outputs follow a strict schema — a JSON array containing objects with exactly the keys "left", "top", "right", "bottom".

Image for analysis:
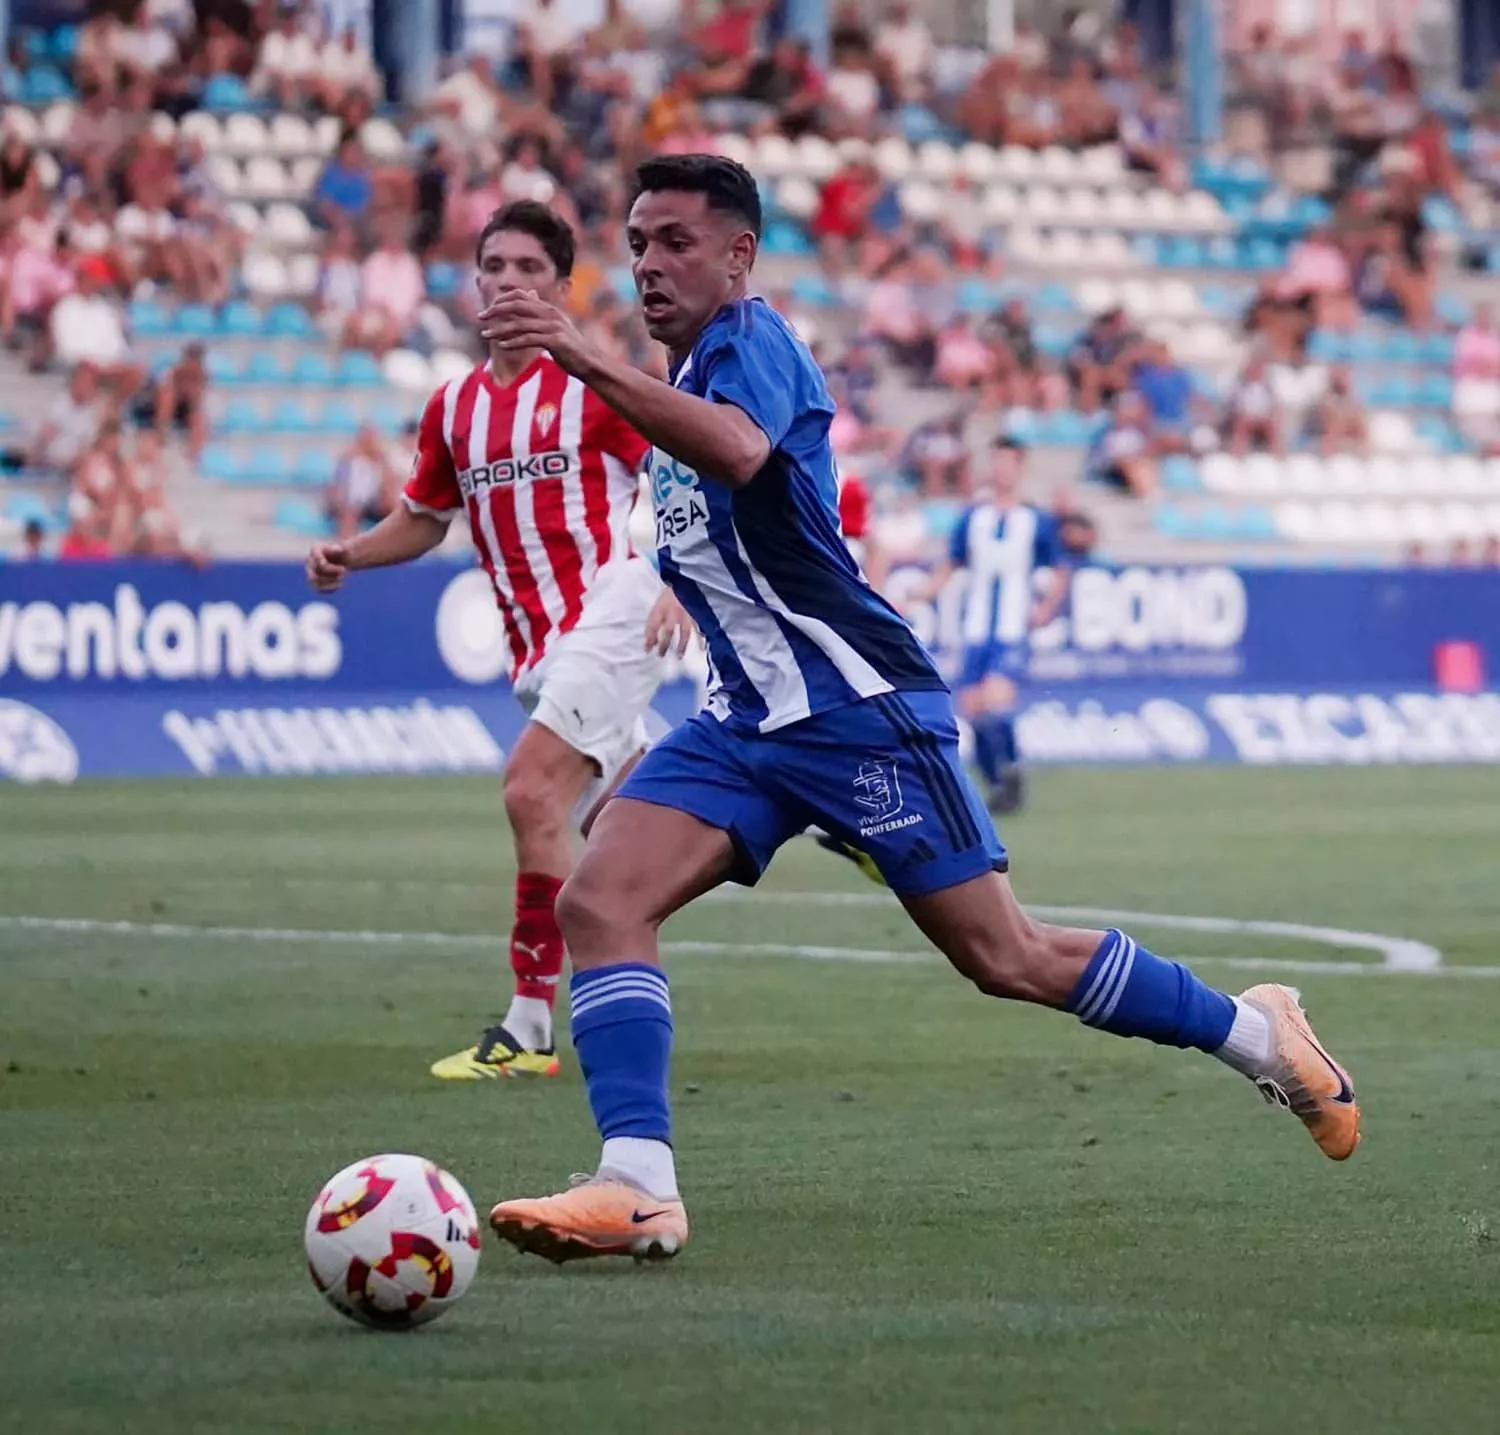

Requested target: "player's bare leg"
[
  {"left": 489, "top": 798, "right": 733, "bottom": 1261},
  {"left": 900, "top": 872, "right": 1360, "bottom": 1160},
  {"left": 430, "top": 721, "right": 598, "bottom": 1081}
]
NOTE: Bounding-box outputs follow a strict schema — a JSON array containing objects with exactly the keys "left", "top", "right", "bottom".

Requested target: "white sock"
[
  {"left": 599, "top": 1137, "right": 679, "bottom": 1201},
  {"left": 1213, "top": 996, "right": 1273, "bottom": 1077},
  {"left": 502, "top": 995, "right": 553, "bottom": 1051}
]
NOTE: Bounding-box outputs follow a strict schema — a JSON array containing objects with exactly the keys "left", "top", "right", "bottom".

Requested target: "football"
[{"left": 304, "top": 1154, "right": 481, "bottom": 1329}]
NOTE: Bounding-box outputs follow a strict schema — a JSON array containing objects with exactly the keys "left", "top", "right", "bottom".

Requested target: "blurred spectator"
[
  {"left": 1307, "top": 367, "right": 1368, "bottom": 456},
  {"left": 515, "top": 0, "right": 584, "bottom": 105},
  {"left": 1087, "top": 390, "right": 1159, "bottom": 497},
  {"left": 1455, "top": 304, "right": 1500, "bottom": 384},
  {"left": 356, "top": 220, "right": 426, "bottom": 354},
  {"left": 314, "top": 134, "right": 373, "bottom": 231},
  {"left": 933, "top": 313, "right": 993, "bottom": 393},
  {"left": 28, "top": 363, "right": 106, "bottom": 478},
  {"left": 862, "top": 251, "right": 936, "bottom": 378},
  {"left": 327, "top": 425, "right": 399, "bottom": 539},
  {"left": 17, "top": 519, "right": 47, "bottom": 561},
  {"left": 48, "top": 257, "right": 142, "bottom": 391},
  {"left": 1225, "top": 352, "right": 1283, "bottom": 456},
  {"left": 874, "top": 2, "right": 933, "bottom": 103},
  {"left": 740, "top": 38, "right": 824, "bottom": 139},
  {"left": 57, "top": 496, "right": 114, "bottom": 561},
  {"left": 2, "top": 220, "right": 74, "bottom": 349},
  {"left": 426, "top": 54, "right": 502, "bottom": 140},
  {"left": 1278, "top": 225, "right": 1356, "bottom": 329},
  {"left": 320, "top": 27, "right": 381, "bottom": 112},
  {"left": 1066, "top": 307, "right": 1138, "bottom": 412},
  {"left": 75, "top": 418, "right": 130, "bottom": 538},
  {"left": 1353, "top": 217, "right": 1432, "bottom": 331},
  {"left": 63, "top": 189, "right": 115, "bottom": 261},
  {"left": 898, "top": 410, "right": 969, "bottom": 497},
  {"left": 500, "top": 138, "right": 560, "bottom": 206},
  {"left": 144, "top": 343, "right": 209, "bottom": 459},
  {"left": 1121, "top": 90, "right": 1186, "bottom": 191},
  {"left": 316, "top": 221, "right": 364, "bottom": 339},
  {"left": 254, "top": 3, "right": 320, "bottom": 106},
  {"left": 124, "top": 430, "right": 189, "bottom": 559},
  {"left": 1132, "top": 338, "right": 1193, "bottom": 435},
  {"left": 1469, "top": 106, "right": 1500, "bottom": 199},
  {"left": 811, "top": 158, "right": 889, "bottom": 271},
  {"left": 587, "top": 0, "right": 646, "bottom": 54},
  {"left": 824, "top": 30, "right": 882, "bottom": 136},
  {"left": 0, "top": 127, "right": 39, "bottom": 225},
  {"left": 980, "top": 299, "right": 1056, "bottom": 411}
]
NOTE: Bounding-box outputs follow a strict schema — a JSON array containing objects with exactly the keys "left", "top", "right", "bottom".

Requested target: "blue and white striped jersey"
[
  {"left": 651, "top": 299, "right": 942, "bottom": 733},
  {"left": 950, "top": 502, "right": 1060, "bottom": 648}
]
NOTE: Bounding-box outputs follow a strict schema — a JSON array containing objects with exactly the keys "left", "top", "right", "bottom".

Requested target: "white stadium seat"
[
  {"left": 872, "top": 137, "right": 913, "bottom": 181},
  {"left": 796, "top": 134, "right": 839, "bottom": 181},
  {"left": 148, "top": 111, "right": 177, "bottom": 142},
  {"left": 1361, "top": 501, "right": 1402, "bottom": 542},
  {"left": 286, "top": 252, "right": 319, "bottom": 296},
  {"left": 752, "top": 133, "right": 793, "bottom": 178},
  {"left": 1023, "top": 186, "right": 1061, "bottom": 223},
  {"left": 1082, "top": 231, "right": 1132, "bottom": 270},
  {"left": 1007, "top": 226, "right": 1044, "bottom": 264},
  {"left": 836, "top": 136, "right": 871, "bottom": 164},
  {"left": 896, "top": 179, "right": 942, "bottom": 223},
  {"left": 1158, "top": 279, "right": 1199, "bottom": 318},
  {"left": 1047, "top": 229, "right": 1086, "bottom": 267},
  {"left": 1075, "top": 277, "right": 1116, "bottom": 314},
  {"left": 244, "top": 156, "right": 289, "bottom": 198},
  {"left": 223, "top": 112, "right": 268, "bottom": 156},
  {"left": 1454, "top": 377, "right": 1500, "bottom": 418},
  {"left": 382, "top": 349, "right": 431, "bottom": 392},
  {"left": 1323, "top": 454, "right": 1366, "bottom": 493},
  {"left": 1319, "top": 500, "right": 1362, "bottom": 543},
  {"left": 34, "top": 152, "right": 59, "bottom": 189},
  {"left": 1439, "top": 501, "right": 1482, "bottom": 539},
  {"left": 1400, "top": 501, "right": 1443, "bottom": 543},
  {"left": 269, "top": 113, "right": 315, "bottom": 156},
  {"left": 1201, "top": 453, "right": 1241, "bottom": 493},
  {"left": 1079, "top": 145, "right": 1125, "bottom": 182},
  {"left": 207, "top": 155, "right": 242, "bottom": 197},
  {"left": 776, "top": 176, "right": 819, "bottom": 220},
  {"left": 226, "top": 202, "right": 262, "bottom": 238},
  {"left": 1143, "top": 189, "right": 1182, "bottom": 230},
  {"left": 1365, "top": 456, "right": 1406, "bottom": 493},
  {"left": 41, "top": 101, "right": 75, "bottom": 145},
  {"left": 1037, "top": 146, "right": 1080, "bottom": 183},
  {"left": 1444, "top": 456, "right": 1484, "bottom": 493},
  {"left": 314, "top": 114, "right": 342, "bottom": 155},
  {"left": 982, "top": 186, "right": 1019, "bottom": 223},
  {"left": 1283, "top": 454, "right": 1324, "bottom": 492},
  {"left": 288, "top": 156, "right": 321, "bottom": 196},
  {"left": 712, "top": 132, "right": 752, "bottom": 168},
  {"left": 1240, "top": 453, "right": 1285, "bottom": 494},
  {"left": 1061, "top": 188, "right": 1101, "bottom": 226},
  {"left": 994, "top": 146, "right": 1037, "bottom": 182},
  {"left": 1368, "top": 411, "right": 1416, "bottom": 454},
  {"left": 1485, "top": 459, "right": 1500, "bottom": 491},
  {"left": 1406, "top": 455, "right": 1446, "bottom": 492},
  {"left": 430, "top": 349, "right": 473, "bottom": 386},
  {"left": 242, "top": 252, "right": 288, "bottom": 299},
  {"left": 179, "top": 111, "right": 223, "bottom": 151},
  {"left": 265, "top": 203, "right": 314, "bottom": 247},
  {"left": 1103, "top": 188, "right": 1145, "bottom": 228},
  {"left": 958, "top": 142, "right": 996, "bottom": 183},
  {"left": 916, "top": 141, "right": 957, "bottom": 182},
  {"left": 1482, "top": 502, "right": 1500, "bottom": 535},
  {"left": 1182, "top": 190, "right": 1226, "bottom": 233},
  {"left": 359, "top": 118, "right": 404, "bottom": 160},
  {"left": 1274, "top": 501, "right": 1318, "bottom": 540},
  {"left": 2, "top": 106, "right": 40, "bottom": 144}
]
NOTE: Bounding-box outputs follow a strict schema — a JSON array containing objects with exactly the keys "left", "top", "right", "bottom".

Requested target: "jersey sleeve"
[
  {"left": 948, "top": 507, "right": 974, "bottom": 566},
  {"left": 698, "top": 321, "right": 802, "bottom": 451},
  {"left": 402, "top": 386, "right": 462, "bottom": 520},
  {"left": 585, "top": 388, "right": 650, "bottom": 472}
]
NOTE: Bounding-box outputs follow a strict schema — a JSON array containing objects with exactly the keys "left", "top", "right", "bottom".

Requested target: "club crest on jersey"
[
  {"left": 853, "top": 759, "right": 922, "bottom": 837},
  {"left": 534, "top": 402, "right": 557, "bottom": 439}
]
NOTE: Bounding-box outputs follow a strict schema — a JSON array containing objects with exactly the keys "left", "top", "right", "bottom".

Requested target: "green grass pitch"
[{"left": 2, "top": 767, "right": 1498, "bottom": 1434}]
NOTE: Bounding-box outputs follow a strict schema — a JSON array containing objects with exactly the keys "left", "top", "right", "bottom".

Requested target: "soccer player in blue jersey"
[
  {"left": 932, "top": 436, "right": 1070, "bottom": 815},
  {"left": 479, "top": 155, "right": 1360, "bottom": 1265}
]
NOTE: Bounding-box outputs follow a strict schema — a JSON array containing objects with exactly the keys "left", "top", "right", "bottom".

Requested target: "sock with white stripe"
[
  {"left": 569, "top": 963, "right": 678, "bottom": 1199},
  {"left": 1065, "top": 928, "right": 1236, "bottom": 1052}
]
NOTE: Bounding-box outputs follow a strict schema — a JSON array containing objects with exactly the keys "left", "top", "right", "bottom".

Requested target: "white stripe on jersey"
[
  {"left": 558, "top": 376, "right": 593, "bottom": 582},
  {"left": 960, "top": 503, "right": 1038, "bottom": 647},
  {"left": 466, "top": 382, "right": 522, "bottom": 634},
  {"left": 602, "top": 452, "right": 637, "bottom": 561},
  {"left": 509, "top": 371, "right": 568, "bottom": 635},
  {"left": 729, "top": 533, "right": 894, "bottom": 710}
]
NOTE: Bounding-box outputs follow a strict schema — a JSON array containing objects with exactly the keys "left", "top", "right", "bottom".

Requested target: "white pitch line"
[{"left": 1, "top": 913, "right": 1490, "bottom": 976}]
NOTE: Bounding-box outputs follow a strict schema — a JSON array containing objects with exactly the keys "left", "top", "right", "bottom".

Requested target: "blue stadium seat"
[
  {"left": 1048, "top": 410, "right": 1093, "bottom": 446},
  {"left": 1130, "top": 234, "right": 1162, "bottom": 266},
  {"left": 264, "top": 302, "right": 315, "bottom": 338},
  {"left": 202, "top": 73, "right": 255, "bottom": 111},
  {"left": 1415, "top": 373, "right": 1454, "bottom": 408},
  {"left": 1151, "top": 502, "right": 1187, "bottom": 538},
  {"left": 794, "top": 273, "right": 841, "bottom": 309},
  {"left": 609, "top": 266, "right": 636, "bottom": 302},
  {"left": 272, "top": 497, "right": 333, "bottom": 537},
  {"left": 219, "top": 398, "right": 264, "bottom": 434},
  {"left": 1161, "top": 455, "right": 1202, "bottom": 492},
  {"left": 1436, "top": 292, "right": 1473, "bottom": 327},
  {"left": 1033, "top": 326, "right": 1073, "bottom": 360},
  {"left": 1306, "top": 330, "right": 1343, "bottom": 362},
  {"left": 319, "top": 399, "right": 362, "bottom": 436},
  {"left": 1164, "top": 235, "right": 1204, "bottom": 268},
  {"left": 199, "top": 444, "right": 242, "bottom": 482},
  {"left": 219, "top": 301, "right": 263, "bottom": 337},
  {"left": 244, "top": 349, "right": 289, "bottom": 384},
  {"left": 761, "top": 220, "right": 814, "bottom": 257},
  {"left": 1418, "top": 332, "right": 1455, "bottom": 365},
  {"left": 1242, "top": 237, "right": 1283, "bottom": 271},
  {"left": 336, "top": 351, "right": 383, "bottom": 387},
  {"left": 246, "top": 445, "right": 291, "bottom": 482},
  {"left": 291, "top": 351, "right": 336, "bottom": 385},
  {"left": 1032, "top": 281, "right": 1074, "bottom": 314},
  {"left": 4, "top": 493, "right": 63, "bottom": 529},
  {"left": 1232, "top": 505, "right": 1277, "bottom": 541},
  {"left": 48, "top": 25, "right": 80, "bottom": 63},
  {"left": 1203, "top": 236, "right": 1239, "bottom": 269},
  {"left": 294, "top": 448, "right": 333, "bottom": 488},
  {"left": 174, "top": 303, "right": 217, "bottom": 338},
  {"left": 205, "top": 349, "right": 243, "bottom": 383},
  {"left": 128, "top": 299, "right": 169, "bottom": 337},
  {"left": 425, "top": 263, "right": 461, "bottom": 298},
  {"left": 20, "top": 66, "right": 71, "bottom": 104},
  {"left": 273, "top": 398, "right": 318, "bottom": 433}
]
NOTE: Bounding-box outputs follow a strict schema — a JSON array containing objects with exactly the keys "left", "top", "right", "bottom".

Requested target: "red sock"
[{"left": 510, "top": 872, "right": 565, "bottom": 1006}]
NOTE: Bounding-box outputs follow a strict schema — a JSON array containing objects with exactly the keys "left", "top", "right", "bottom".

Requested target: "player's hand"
[
  {"left": 307, "top": 541, "right": 350, "bottom": 592},
  {"left": 644, "top": 588, "right": 697, "bottom": 658},
  {"left": 478, "top": 291, "right": 596, "bottom": 376}
]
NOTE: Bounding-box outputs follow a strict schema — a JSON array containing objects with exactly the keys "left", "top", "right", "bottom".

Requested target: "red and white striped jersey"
[{"left": 404, "top": 357, "right": 649, "bottom": 679}]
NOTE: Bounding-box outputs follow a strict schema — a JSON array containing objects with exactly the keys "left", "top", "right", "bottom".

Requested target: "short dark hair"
[
  {"left": 994, "top": 435, "right": 1029, "bottom": 455},
  {"left": 475, "top": 200, "right": 576, "bottom": 277},
  {"left": 632, "top": 154, "right": 762, "bottom": 239}
]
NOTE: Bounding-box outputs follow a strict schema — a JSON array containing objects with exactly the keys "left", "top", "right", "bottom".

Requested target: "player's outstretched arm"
[
  {"left": 479, "top": 293, "right": 769, "bottom": 487},
  {"left": 305, "top": 505, "right": 448, "bottom": 592}
]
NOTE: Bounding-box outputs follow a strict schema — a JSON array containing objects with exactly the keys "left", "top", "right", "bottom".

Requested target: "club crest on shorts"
[
  {"left": 534, "top": 402, "right": 558, "bottom": 440},
  {"left": 853, "top": 759, "right": 923, "bottom": 838}
]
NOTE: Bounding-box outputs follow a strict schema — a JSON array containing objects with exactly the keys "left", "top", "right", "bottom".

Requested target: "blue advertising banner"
[{"left": 0, "top": 560, "right": 1496, "bottom": 780}]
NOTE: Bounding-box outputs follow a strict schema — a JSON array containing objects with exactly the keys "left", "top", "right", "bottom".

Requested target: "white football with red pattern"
[{"left": 304, "top": 1153, "right": 481, "bottom": 1329}]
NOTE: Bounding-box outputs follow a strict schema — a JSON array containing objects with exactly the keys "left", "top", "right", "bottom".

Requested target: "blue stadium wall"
[{"left": 2, "top": 561, "right": 1498, "bottom": 782}]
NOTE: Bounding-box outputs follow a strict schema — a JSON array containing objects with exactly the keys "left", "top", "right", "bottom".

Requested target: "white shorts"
[{"left": 512, "top": 556, "right": 667, "bottom": 795}]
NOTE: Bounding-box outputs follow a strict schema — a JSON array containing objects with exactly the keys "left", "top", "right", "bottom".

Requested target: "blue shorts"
[
  {"left": 618, "top": 689, "right": 1008, "bottom": 896},
  {"left": 957, "top": 641, "right": 1028, "bottom": 690}
]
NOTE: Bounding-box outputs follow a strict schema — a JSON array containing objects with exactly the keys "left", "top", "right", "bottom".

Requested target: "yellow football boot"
[
  {"left": 429, "top": 1024, "right": 560, "bottom": 1081},
  {"left": 1239, "top": 984, "right": 1360, "bottom": 1160}
]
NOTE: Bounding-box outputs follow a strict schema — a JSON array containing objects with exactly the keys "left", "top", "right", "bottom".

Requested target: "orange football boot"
[
  {"left": 490, "top": 1174, "right": 689, "bottom": 1264},
  {"left": 1239, "top": 983, "right": 1361, "bottom": 1160}
]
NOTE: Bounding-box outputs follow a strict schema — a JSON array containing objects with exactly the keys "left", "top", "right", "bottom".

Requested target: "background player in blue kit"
[
  {"left": 932, "top": 436, "right": 1071, "bottom": 815},
  {"left": 478, "top": 155, "right": 1361, "bottom": 1266}
]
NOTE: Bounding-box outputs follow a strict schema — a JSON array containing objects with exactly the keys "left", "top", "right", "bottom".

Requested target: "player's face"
[
  {"left": 474, "top": 229, "right": 566, "bottom": 310},
  {"left": 989, "top": 446, "right": 1024, "bottom": 500},
  {"left": 626, "top": 189, "right": 756, "bottom": 352}
]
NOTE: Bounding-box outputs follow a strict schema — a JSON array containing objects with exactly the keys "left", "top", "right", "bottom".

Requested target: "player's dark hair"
[
  {"left": 993, "top": 435, "right": 1029, "bottom": 454},
  {"left": 633, "top": 154, "right": 762, "bottom": 238},
  {"left": 475, "top": 201, "right": 576, "bottom": 278}
]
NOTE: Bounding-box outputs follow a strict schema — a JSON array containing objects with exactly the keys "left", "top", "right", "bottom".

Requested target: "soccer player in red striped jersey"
[{"left": 307, "top": 201, "right": 693, "bottom": 1080}]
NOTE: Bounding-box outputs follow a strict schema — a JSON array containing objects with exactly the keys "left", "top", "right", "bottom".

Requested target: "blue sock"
[
  {"left": 994, "top": 714, "right": 1018, "bottom": 766},
  {"left": 1066, "top": 929, "right": 1235, "bottom": 1052},
  {"left": 569, "top": 963, "right": 673, "bottom": 1142},
  {"left": 973, "top": 715, "right": 1006, "bottom": 785}
]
